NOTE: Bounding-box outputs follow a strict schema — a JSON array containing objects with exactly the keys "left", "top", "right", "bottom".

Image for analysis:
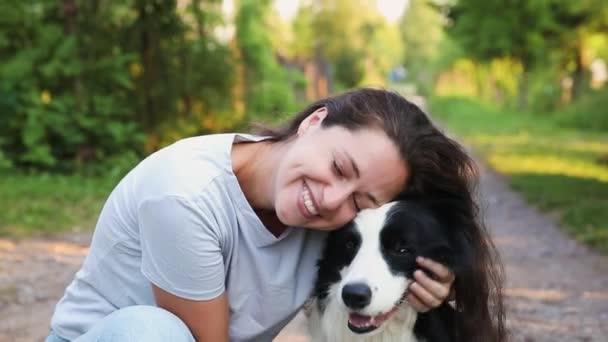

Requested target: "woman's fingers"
[
  {"left": 416, "top": 256, "right": 455, "bottom": 282},
  {"left": 404, "top": 291, "right": 430, "bottom": 313},
  {"left": 405, "top": 257, "right": 456, "bottom": 313},
  {"left": 413, "top": 270, "right": 451, "bottom": 300},
  {"left": 408, "top": 282, "right": 442, "bottom": 309}
]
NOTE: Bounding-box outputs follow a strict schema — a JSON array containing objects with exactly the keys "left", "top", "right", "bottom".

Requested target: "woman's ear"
[{"left": 297, "top": 107, "right": 328, "bottom": 136}]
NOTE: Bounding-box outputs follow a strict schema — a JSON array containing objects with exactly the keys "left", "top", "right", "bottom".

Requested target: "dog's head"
[{"left": 315, "top": 200, "right": 473, "bottom": 336}]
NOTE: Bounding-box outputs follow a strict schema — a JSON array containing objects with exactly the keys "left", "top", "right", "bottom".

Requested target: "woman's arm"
[
  {"left": 138, "top": 195, "right": 230, "bottom": 340},
  {"left": 152, "top": 284, "right": 229, "bottom": 342}
]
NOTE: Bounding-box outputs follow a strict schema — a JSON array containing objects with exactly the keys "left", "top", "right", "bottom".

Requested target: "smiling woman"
[
  {"left": 235, "top": 115, "right": 408, "bottom": 232},
  {"left": 45, "top": 88, "right": 504, "bottom": 342}
]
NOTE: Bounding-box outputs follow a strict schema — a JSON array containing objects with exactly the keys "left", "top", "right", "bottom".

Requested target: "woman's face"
[{"left": 273, "top": 108, "right": 408, "bottom": 230}]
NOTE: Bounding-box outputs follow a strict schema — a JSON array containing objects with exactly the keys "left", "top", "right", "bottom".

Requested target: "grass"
[
  {"left": 0, "top": 171, "right": 118, "bottom": 238},
  {"left": 429, "top": 96, "right": 608, "bottom": 253},
  {"left": 556, "top": 90, "right": 608, "bottom": 132}
]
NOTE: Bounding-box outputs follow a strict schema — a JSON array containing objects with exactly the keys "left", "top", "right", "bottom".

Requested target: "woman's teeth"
[{"left": 303, "top": 185, "right": 319, "bottom": 216}]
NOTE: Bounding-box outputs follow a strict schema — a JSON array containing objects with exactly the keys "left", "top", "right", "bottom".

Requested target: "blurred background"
[
  {"left": 1, "top": 0, "right": 606, "bottom": 252},
  {"left": 0, "top": 1, "right": 607, "bottom": 340}
]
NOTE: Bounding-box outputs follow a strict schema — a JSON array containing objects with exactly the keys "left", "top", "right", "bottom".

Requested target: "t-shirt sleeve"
[{"left": 138, "top": 195, "right": 225, "bottom": 301}]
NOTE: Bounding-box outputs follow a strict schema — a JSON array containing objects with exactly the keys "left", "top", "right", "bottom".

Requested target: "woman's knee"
[{"left": 77, "top": 305, "right": 195, "bottom": 342}]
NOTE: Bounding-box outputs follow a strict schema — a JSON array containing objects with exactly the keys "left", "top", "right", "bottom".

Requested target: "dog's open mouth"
[{"left": 347, "top": 306, "right": 400, "bottom": 334}]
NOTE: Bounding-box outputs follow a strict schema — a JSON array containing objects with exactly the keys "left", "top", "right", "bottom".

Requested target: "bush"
[
  {"left": 0, "top": 1, "right": 238, "bottom": 171},
  {"left": 556, "top": 90, "right": 608, "bottom": 131}
]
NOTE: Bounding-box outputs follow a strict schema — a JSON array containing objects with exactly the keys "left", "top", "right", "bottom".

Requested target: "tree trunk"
[
  {"left": 192, "top": 0, "right": 206, "bottom": 37},
  {"left": 138, "top": 3, "right": 155, "bottom": 130},
  {"left": 571, "top": 48, "right": 585, "bottom": 102},
  {"left": 518, "top": 69, "right": 529, "bottom": 110},
  {"left": 60, "top": 0, "right": 84, "bottom": 113}
]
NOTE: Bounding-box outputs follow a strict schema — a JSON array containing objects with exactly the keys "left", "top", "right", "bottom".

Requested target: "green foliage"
[
  {"left": 445, "top": 0, "right": 556, "bottom": 108},
  {"left": 310, "top": 0, "right": 369, "bottom": 88},
  {"left": 0, "top": 0, "right": 240, "bottom": 171},
  {"left": 441, "top": 0, "right": 607, "bottom": 108},
  {"left": 446, "top": 0, "right": 550, "bottom": 66},
  {"left": 557, "top": 89, "right": 608, "bottom": 131},
  {"left": 235, "top": 0, "right": 297, "bottom": 119},
  {"left": 128, "top": 0, "right": 235, "bottom": 130},
  {"left": 429, "top": 96, "right": 608, "bottom": 253},
  {"left": 399, "top": 0, "right": 447, "bottom": 94},
  {"left": 292, "top": 0, "right": 403, "bottom": 89},
  {"left": 0, "top": 1, "right": 139, "bottom": 170},
  {"left": 333, "top": 49, "right": 366, "bottom": 88}
]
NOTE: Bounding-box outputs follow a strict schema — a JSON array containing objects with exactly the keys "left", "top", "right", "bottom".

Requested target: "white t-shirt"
[{"left": 50, "top": 133, "right": 327, "bottom": 341}]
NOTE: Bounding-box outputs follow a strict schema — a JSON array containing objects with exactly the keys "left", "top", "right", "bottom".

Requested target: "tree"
[
  {"left": 0, "top": 0, "right": 237, "bottom": 170},
  {"left": 0, "top": 0, "right": 140, "bottom": 169},
  {"left": 445, "top": 0, "right": 556, "bottom": 109},
  {"left": 444, "top": 0, "right": 608, "bottom": 108},
  {"left": 291, "top": 0, "right": 402, "bottom": 90},
  {"left": 545, "top": 0, "right": 606, "bottom": 101},
  {"left": 235, "top": 0, "right": 296, "bottom": 118},
  {"left": 399, "top": 0, "right": 447, "bottom": 94}
]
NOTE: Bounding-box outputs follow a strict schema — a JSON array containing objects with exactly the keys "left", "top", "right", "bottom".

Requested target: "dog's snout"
[{"left": 342, "top": 283, "right": 372, "bottom": 309}]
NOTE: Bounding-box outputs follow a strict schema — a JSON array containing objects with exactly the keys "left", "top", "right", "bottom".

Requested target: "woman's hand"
[{"left": 405, "top": 256, "right": 455, "bottom": 312}]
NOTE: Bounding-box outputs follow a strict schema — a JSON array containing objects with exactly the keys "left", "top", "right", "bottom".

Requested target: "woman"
[{"left": 46, "top": 88, "right": 505, "bottom": 341}]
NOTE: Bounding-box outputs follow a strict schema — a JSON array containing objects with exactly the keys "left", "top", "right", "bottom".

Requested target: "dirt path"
[
  {"left": 479, "top": 163, "right": 608, "bottom": 341},
  {"left": 1, "top": 164, "right": 607, "bottom": 341}
]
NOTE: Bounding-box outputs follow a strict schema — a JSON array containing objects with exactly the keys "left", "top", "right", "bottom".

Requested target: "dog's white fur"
[
  {"left": 308, "top": 203, "right": 423, "bottom": 342},
  {"left": 308, "top": 291, "right": 419, "bottom": 342}
]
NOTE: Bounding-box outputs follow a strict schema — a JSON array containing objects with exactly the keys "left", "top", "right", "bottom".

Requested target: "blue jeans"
[{"left": 46, "top": 305, "right": 195, "bottom": 342}]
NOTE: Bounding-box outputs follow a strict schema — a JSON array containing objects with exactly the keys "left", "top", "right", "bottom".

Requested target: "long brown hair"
[{"left": 255, "top": 88, "right": 506, "bottom": 341}]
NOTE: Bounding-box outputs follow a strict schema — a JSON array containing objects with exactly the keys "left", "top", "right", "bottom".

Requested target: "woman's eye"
[
  {"left": 353, "top": 196, "right": 361, "bottom": 212},
  {"left": 333, "top": 159, "right": 344, "bottom": 177}
]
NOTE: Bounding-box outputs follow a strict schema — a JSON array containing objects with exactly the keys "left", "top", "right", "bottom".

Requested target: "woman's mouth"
[{"left": 300, "top": 181, "right": 319, "bottom": 217}]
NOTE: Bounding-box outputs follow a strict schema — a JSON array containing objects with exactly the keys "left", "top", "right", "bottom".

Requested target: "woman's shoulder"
[{"left": 131, "top": 133, "right": 238, "bottom": 202}]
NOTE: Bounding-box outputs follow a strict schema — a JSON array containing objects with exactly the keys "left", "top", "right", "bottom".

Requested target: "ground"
[{"left": 1, "top": 163, "right": 607, "bottom": 342}]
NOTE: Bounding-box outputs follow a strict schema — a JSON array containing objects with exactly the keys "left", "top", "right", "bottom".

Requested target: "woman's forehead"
[
  {"left": 342, "top": 133, "right": 408, "bottom": 200},
  {"left": 343, "top": 129, "right": 403, "bottom": 165}
]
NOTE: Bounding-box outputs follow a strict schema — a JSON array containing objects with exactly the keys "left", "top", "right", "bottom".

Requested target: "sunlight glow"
[
  {"left": 376, "top": 0, "right": 409, "bottom": 23},
  {"left": 272, "top": 0, "right": 409, "bottom": 22},
  {"left": 489, "top": 154, "right": 608, "bottom": 183}
]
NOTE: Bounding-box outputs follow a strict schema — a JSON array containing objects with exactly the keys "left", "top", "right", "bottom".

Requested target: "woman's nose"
[{"left": 323, "top": 183, "right": 355, "bottom": 212}]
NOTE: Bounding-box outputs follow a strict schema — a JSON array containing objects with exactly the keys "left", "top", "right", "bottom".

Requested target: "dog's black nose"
[{"left": 342, "top": 283, "right": 372, "bottom": 309}]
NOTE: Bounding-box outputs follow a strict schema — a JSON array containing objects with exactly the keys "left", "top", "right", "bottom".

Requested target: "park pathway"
[{"left": 1, "top": 161, "right": 607, "bottom": 341}]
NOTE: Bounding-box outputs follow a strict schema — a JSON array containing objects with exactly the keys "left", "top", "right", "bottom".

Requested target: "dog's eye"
[
  {"left": 388, "top": 241, "right": 411, "bottom": 256},
  {"left": 394, "top": 247, "right": 410, "bottom": 255},
  {"left": 345, "top": 240, "right": 355, "bottom": 250}
]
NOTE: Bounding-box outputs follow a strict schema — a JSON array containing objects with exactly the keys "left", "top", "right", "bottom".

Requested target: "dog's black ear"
[
  {"left": 424, "top": 244, "right": 454, "bottom": 269},
  {"left": 423, "top": 230, "right": 474, "bottom": 278}
]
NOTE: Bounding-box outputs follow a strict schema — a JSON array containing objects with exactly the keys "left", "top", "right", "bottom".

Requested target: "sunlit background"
[
  {"left": 1, "top": 1, "right": 608, "bottom": 341},
  {"left": 0, "top": 0, "right": 607, "bottom": 264}
]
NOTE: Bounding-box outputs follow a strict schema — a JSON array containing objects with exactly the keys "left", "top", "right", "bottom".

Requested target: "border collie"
[{"left": 307, "top": 200, "right": 472, "bottom": 342}]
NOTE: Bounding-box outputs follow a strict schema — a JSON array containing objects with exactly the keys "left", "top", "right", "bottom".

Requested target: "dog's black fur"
[{"left": 311, "top": 200, "right": 473, "bottom": 341}]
